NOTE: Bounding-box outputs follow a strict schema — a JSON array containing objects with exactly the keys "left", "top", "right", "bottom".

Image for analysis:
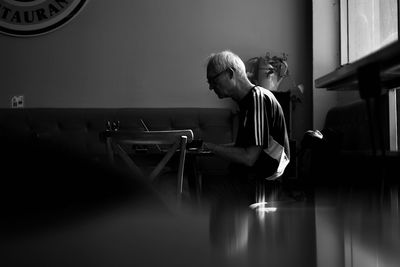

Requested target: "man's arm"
[{"left": 204, "top": 142, "right": 263, "bottom": 167}]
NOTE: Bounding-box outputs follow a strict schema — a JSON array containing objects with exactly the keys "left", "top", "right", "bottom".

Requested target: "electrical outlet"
[{"left": 11, "top": 95, "right": 24, "bottom": 108}]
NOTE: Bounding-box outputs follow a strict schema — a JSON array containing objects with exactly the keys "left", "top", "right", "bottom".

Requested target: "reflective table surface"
[{"left": 1, "top": 141, "right": 400, "bottom": 266}]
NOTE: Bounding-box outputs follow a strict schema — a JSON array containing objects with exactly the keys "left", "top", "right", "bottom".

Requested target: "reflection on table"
[{"left": 1, "top": 138, "right": 400, "bottom": 266}]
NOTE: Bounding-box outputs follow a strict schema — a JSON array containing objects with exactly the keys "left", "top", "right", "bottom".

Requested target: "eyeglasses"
[{"left": 207, "top": 69, "right": 229, "bottom": 86}]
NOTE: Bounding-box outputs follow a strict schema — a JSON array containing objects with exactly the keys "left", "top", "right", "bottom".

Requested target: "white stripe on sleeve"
[
  {"left": 253, "top": 89, "right": 264, "bottom": 146},
  {"left": 264, "top": 136, "right": 290, "bottom": 180}
]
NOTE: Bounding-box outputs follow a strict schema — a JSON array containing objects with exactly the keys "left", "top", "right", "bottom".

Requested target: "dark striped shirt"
[{"left": 235, "top": 86, "right": 290, "bottom": 179}]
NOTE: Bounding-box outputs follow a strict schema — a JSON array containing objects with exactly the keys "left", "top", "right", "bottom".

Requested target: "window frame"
[
  {"left": 340, "top": 0, "right": 399, "bottom": 65},
  {"left": 339, "top": 0, "right": 400, "bottom": 151}
]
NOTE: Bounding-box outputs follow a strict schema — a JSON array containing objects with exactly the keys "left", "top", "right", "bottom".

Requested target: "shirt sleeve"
[{"left": 246, "top": 89, "right": 269, "bottom": 147}]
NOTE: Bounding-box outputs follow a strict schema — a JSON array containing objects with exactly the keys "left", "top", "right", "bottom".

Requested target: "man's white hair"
[{"left": 207, "top": 50, "right": 247, "bottom": 79}]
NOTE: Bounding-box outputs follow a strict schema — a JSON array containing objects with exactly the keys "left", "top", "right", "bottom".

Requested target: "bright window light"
[{"left": 341, "top": 0, "right": 398, "bottom": 64}]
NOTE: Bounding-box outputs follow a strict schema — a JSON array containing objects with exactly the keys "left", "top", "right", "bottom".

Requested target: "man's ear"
[{"left": 227, "top": 67, "right": 235, "bottom": 79}]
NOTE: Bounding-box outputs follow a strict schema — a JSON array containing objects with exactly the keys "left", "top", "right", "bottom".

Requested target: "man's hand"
[{"left": 203, "top": 142, "right": 262, "bottom": 167}]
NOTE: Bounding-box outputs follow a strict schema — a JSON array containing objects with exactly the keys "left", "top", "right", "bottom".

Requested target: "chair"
[{"left": 100, "top": 130, "right": 194, "bottom": 195}]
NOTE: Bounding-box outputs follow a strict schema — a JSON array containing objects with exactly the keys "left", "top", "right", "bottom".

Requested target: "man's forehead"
[{"left": 207, "top": 64, "right": 219, "bottom": 76}]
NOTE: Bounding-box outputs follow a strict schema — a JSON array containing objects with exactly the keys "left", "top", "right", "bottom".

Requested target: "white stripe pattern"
[
  {"left": 264, "top": 136, "right": 290, "bottom": 180},
  {"left": 252, "top": 88, "right": 264, "bottom": 146},
  {"left": 246, "top": 87, "right": 290, "bottom": 181},
  {"left": 264, "top": 136, "right": 283, "bottom": 161}
]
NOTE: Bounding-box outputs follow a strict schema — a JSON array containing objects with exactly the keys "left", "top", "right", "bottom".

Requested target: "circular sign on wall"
[{"left": 0, "top": 0, "right": 87, "bottom": 37}]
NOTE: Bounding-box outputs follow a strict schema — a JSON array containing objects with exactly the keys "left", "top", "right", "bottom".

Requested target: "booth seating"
[
  {"left": 301, "top": 96, "right": 400, "bottom": 188},
  {"left": 324, "top": 96, "right": 389, "bottom": 152},
  {"left": 0, "top": 106, "right": 301, "bottom": 197},
  {"left": 0, "top": 108, "right": 236, "bottom": 179}
]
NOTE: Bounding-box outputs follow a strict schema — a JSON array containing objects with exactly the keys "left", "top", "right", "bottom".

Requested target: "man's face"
[{"left": 207, "top": 68, "right": 230, "bottom": 99}]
